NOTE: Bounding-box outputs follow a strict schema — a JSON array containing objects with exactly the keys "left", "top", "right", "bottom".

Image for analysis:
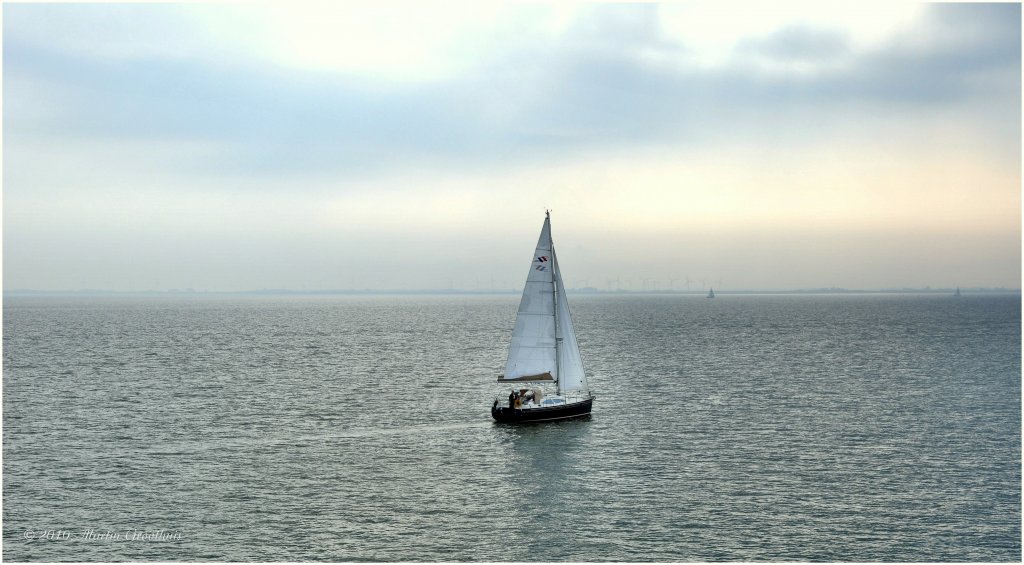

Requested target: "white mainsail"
[
  {"left": 501, "top": 213, "right": 589, "bottom": 395},
  {"left": 502, "top": 215, "right": 556, "bottom": 381}
]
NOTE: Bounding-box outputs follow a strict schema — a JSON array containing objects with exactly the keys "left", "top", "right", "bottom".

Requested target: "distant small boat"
[
  {"left": 491, "top": 211, "right": 594, "bottom": 424},
  {"left": 707, "top": 288, "right": 715, "bottom": 299},
  {"left": 954, "top": 287, "right": 961, "bottom": 298}
]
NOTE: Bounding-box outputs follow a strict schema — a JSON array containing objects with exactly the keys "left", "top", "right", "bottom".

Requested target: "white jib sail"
[
  {"left": 553, "top": 247, "right": 589, "bottom": 394},
  {"left": 502, "top": 215, "right": 557, "bottom": 381}
]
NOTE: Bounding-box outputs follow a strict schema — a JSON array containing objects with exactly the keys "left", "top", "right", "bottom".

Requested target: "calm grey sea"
[{"left": 3, "top": 293, "right": 1020, "bottom": 562}]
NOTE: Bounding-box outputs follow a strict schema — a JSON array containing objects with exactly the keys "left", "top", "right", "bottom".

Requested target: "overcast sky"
[{"left": 4, "top": 1, "right": 1020, "bottom": 291}]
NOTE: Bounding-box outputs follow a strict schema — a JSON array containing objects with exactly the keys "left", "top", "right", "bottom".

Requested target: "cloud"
[
  {"left": 3, "top": 4, "right": 1019, "bottom": 238},
  {"left": 3, "top": 2, "right": 1020, "bottom": 291},
  {"left": 5, "top": 3, "right": 1019, "bottom": 188},
  {"left": 738, "top": 26, "right": 851, "bottom": 63}
]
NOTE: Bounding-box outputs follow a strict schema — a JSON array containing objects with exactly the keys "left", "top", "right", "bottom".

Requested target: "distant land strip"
[{"left": 4, "top": 287, "right": 1019, "bottom": 297}]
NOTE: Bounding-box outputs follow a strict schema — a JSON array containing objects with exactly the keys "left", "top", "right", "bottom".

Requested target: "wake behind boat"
[{"left": 491, "top": 212, "right": 594, "bottom": 423}]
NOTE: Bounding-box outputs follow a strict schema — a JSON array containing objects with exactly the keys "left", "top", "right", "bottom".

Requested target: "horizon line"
[{"left": 3, "top": 287, "right": 1020, "bottom": 297}]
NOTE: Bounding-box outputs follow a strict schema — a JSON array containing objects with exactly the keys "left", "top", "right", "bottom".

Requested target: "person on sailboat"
[{"left": 508, "top": 390, "right": 516, "bottom": 410}]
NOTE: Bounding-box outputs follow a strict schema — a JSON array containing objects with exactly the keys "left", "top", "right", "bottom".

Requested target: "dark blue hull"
[{"left": 491, "top": 397, "right": 593, "bottom": 423}]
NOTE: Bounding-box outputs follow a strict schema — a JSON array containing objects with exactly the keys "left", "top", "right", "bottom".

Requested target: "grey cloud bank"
[
  {"left": 5, "top": 3, "right": 1018, "bottom": 179},
  {"left": 2, "top": 3, "right": 1020, "bottom": 292}
]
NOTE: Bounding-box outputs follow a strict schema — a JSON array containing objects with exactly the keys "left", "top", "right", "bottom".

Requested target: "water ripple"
[{"left": 3, "top": 293, "right": 1020, "bottom": 561}]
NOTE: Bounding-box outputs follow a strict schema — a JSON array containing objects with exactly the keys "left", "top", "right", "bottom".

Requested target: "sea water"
[{"left": 3, "top": 293, "right": 1020, "bottom": 561}]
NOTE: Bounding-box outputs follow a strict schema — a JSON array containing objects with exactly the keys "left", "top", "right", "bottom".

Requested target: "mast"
[{"left": 551, "top": 211, "right": 562, "bottom": 395}]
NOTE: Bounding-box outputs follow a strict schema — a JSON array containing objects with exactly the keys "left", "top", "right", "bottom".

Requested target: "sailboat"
[
  {"left": 707, "top": 288, "right": 715, "bottom": 298},
  {"left": 954, "top": 286, "right": 962, "bottom": 298},
  {"left": 491, "top": 212, "right": 594, "bottom": 423}
]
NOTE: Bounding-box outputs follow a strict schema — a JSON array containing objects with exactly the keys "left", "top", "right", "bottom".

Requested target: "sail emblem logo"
[
  {"left": 535, "top": 265, "right": 547, "bottom": 271},
  {"left": 536, "top": 256, "right": 548, "bottom": 262}
]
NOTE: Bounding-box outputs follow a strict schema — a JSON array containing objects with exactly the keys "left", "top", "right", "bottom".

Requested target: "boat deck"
[{"left": 491, "top": 395, "right": 593, "bottom": 423}]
